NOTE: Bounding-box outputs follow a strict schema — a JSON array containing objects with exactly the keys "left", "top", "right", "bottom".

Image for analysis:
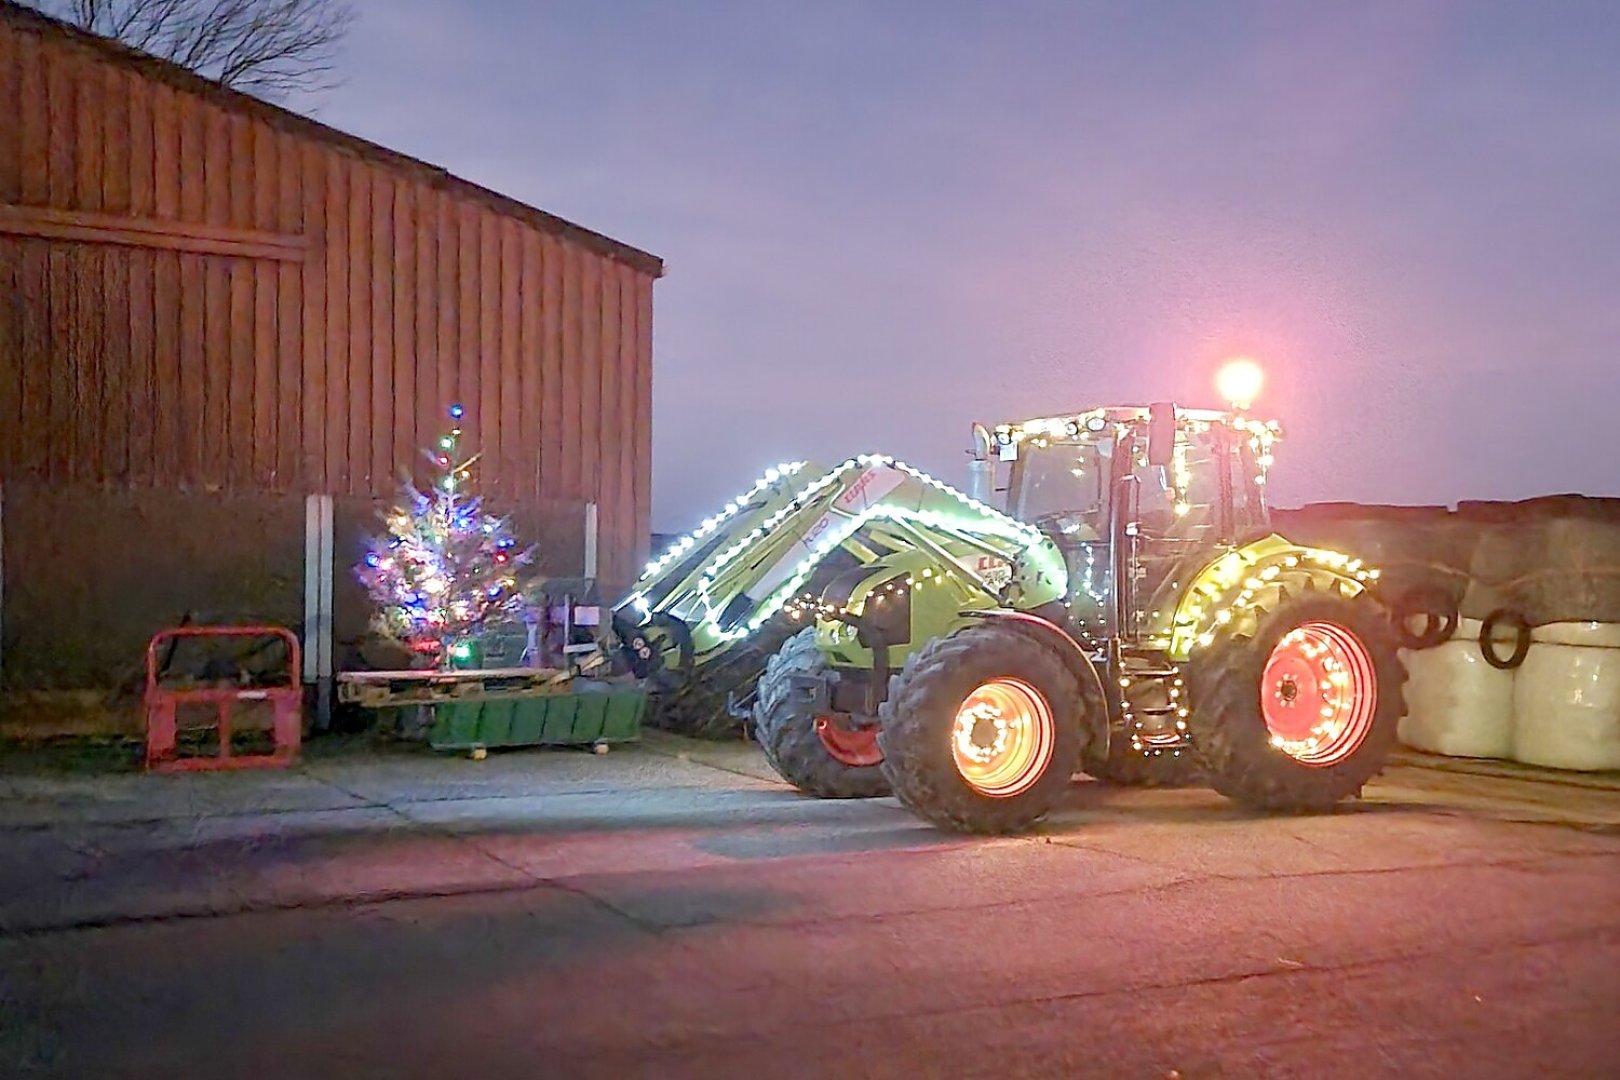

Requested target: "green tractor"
[{"left": 606, "top": 402, "right": 1405, "bottom": 834}]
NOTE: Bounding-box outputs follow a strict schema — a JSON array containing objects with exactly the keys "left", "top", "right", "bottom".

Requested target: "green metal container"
[{"left": 428, "top": 687, "right": 645, "bottom": 751}]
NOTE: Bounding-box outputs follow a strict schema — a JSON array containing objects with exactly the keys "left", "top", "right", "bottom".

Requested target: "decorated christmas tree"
[{"left": 357, "top": 405, "right": 535, "bottom": 668}]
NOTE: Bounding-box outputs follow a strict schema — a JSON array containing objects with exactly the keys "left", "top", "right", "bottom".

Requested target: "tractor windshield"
[{"left": 1012, "top": 438, "right": 1112, "bottom": 541}]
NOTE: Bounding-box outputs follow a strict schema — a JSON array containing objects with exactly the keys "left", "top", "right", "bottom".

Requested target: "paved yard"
[{"left": 1, "top": 734, "right": 1617, "bottom": 1079}]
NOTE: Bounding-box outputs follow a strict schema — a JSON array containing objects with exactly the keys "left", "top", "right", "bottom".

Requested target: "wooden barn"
[{"left": 0, "top": 2, "right": 662, "bottom": 713}]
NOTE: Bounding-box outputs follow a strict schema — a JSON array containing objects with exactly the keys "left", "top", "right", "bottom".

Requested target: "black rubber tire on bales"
[
  {"left": 1081, "top": 736, "right": 1202, "bottom": 788},
  {"left": 877, "top": 622, "right": 1093, "bottom": 835},
  {"left": 1390, "top": 585, "right": 1459, "bottom": 651},
  {"left": 753, "top": 628, "right": 890, "bottom": 799},
  {"left": 647, "top": 616, "right": 797, "bottom": 739},
  {"left": 1189, "top": 592, "right": 1406, "bottom": 812}
]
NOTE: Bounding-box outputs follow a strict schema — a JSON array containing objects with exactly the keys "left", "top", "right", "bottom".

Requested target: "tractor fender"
[
  {"left": 1167, "top": 534, "right": 1381, "bottom": 662},
  {"left": 964, "top": 609, "right": 1112, "bottom": 758}
]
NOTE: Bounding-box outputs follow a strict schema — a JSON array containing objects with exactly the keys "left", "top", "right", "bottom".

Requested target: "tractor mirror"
[{"left": 1146, "top": 402, "right": 1176, "bottom": 467}]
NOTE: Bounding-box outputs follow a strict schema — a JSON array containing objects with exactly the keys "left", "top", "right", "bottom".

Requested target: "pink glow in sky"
[{"left": 303, "top": 0, "right": 1620, "bottom": 530}]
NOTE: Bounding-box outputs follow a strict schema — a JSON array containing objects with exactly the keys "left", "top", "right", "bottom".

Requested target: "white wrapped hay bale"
[
  {"left": 1511, "top": 622, "right": 1620, "bottom": 771},
  {"left": 1399, "top": 619, "right": 1515, "bottom": 759}
]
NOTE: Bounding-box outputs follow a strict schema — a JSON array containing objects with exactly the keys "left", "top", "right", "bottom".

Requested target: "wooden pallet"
[{"left": 336, "top": 667, "right": 576, "bottom": 708}]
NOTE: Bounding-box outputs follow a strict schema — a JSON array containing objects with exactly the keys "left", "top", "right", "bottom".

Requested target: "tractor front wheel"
[
  {"left": 878, "top": 623, "right": 1092, "bottom": 834},
  {"left": 1190, "top": 592, "right": 1405, "bottom": 811},
  {"left": 754, "top": 629, "right": 890, "bottom": 799}
]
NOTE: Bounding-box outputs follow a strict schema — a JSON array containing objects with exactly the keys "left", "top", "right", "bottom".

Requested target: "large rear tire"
[
  {"left": 878, "top": 623, "right": 1095, "bottom": 834},
  {"left": 1190, "top": 592, "right": 1406, "bottom": 811},
  {"left": 754, "top": 629, "right": 890, "bottom": 799}
]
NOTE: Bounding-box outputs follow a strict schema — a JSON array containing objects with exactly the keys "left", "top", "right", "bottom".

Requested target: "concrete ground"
[{"left": 1, "top": 733, "right": 1617, "bottom": 1079}]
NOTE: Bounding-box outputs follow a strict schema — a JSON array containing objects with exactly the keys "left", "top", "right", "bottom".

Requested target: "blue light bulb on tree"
[{"left": 356, "top": 404, "right": 535, "bottom": 668}]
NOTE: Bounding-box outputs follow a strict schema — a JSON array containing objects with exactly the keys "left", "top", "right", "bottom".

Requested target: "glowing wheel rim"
[
  {"left": 1261, "top": 621, "right": 1378, "bottom": 767},
  {"left": 950, "top": 678, "right": 1055, "bottom": 797},
  {"left": 815, "top": 715, "right": 883, "bottom": 767}
]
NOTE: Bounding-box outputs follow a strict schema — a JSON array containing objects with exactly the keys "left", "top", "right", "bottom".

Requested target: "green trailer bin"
[{"left": 428, "top": 684, "right": 645, "bottom": 751}]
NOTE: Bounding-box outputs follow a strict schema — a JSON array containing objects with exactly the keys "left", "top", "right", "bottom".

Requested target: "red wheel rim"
[
  {"left": 815, "top": 715, "right": 883, "bottom": 767},
  {"left": 1260, "top": 621, "right": 1379, "bottom": 767},
  {"left": 950, "top": 678, "right": 1056, "bottom": 797}
]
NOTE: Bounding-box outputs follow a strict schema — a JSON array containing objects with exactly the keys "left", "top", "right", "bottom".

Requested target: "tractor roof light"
[{"left": 1217, "top": 358, "right": 1265, "bottom": 411}]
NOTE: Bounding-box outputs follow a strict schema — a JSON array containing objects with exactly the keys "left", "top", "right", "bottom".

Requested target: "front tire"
[
  {"left": 1190, "top": 591, "right": 1406, "bottom": 811},
  {"left": 878, "top": 623, "right": 1095, "bottom": 834},
  {"left": 754, "top": 629, "right": 890, "bottom": 799}
]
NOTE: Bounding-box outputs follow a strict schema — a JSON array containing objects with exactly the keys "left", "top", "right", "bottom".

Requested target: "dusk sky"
[{"left": 304, "top": 0, "right": 1620, "bottom": 531}]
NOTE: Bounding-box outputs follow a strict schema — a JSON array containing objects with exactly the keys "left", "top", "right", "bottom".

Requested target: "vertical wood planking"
[
  {"left": 17, "top": 241, "right": 49, "bottom": 478},
  {"left": 0, "top": 17, "right": 13, "bottom": 470},
  {"left": 0, "top": 24, "right": 19, "bottom": 204},
  {"left": 274, "top": 130, "right": 302, "bottom": 488},
  {"left": 127, "top": 248, "right": 155, "bottom": 485},
  {"left": 324, "top": 152, "right": 350, "bottom": 493},
  {"left": 125, "top": 70, "right": 154, "bottom": 485},
  {"left": 45, "top": 49, "right": 73, "bottom": 208},
  {"left": 74, "top": 58, "right": 102, "bottom": 212},
  {"left": 101, "top": 66, "right": 129, "bottom": 215},
  {"left": 225, "top": 255, "right": 252, "bottom": 487},
  {"left": 74, "top": 247, "right": 104, "bottom": 483},
  {"left": 632, "top": 272, "right": 654, "bottom": 571},
  {"left": 578, "top": 251, "right": 602, "bottom": 510},
  {"left": 45, "top": 247, "right": 71, "bottom": 480},
  {"left": 557, "top": 243, "right": 582, "bottom": 500},
  {"left": 478, "top": 209, "right": 500, "bottom": 496},
  {"left": 226, "top": 113, "right": 252, "bottom": 227},
  {"left": 347, "top": 157, "right": 372, "bottom": 496},
  {"left": 391, "top": 179, "right": 416, "bottom": 486},
  {"left": 538, "top": 235, "right": 563, "bottom": 500},
  {"left": 456, "top": 204, "right": 480, "bottom": 469},
  {"left": 250, "top": 122, "right": 277, "bottom": 486},
  {"left": 18, "top": 31, "right": 47, "bottom": 205},
  {"left": 433, "top": 190, "right": 457, "bottom": 431},
  {"left": 0, "top": 239, "right": 14, "bottom": 472},
  {"left": 369, "top": 175, "right": 394, "bottom": 492},
  {"left": 200, "top": 104, "right": 230, "bottom": 487},
  {"left": 519, "top": 233, "right": 543, "bottom": 501},
  {"left": 300, "top": 143, "right": 329, "bottom": 490},
  {"left": 223, "top": 113, "right": 253, "bottom": 487},
  {"left": 499, "top": 219, "right": 522, "bottom": 499},
  {"left": 43, "top": 50, "right": 72, "bottom": 477},
  {"left": 100, "top": 241, "right": 129, "bottom": 482},
  {"left": 127, "top": 70, "right": 153, "bottom": 217},
  {"left": 615, "top": 264, "right": 638, "bottom": 586},
  {"left": 100, "top": 67, "right": 128, "bottom": 481},
  {"left": 155, "top": 83, "right": 185, "bottom": 482},
  {"left": 413, "top": 183, "right": 440, "bottom": 468},
  {"left": 596, "top": 259, "right": 622, "bottom": 584}
]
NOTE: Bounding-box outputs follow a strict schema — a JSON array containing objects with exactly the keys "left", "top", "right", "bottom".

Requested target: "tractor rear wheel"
[
  {"left": 1190, "top": 592, "right": 1405, "bottom": 811},
  {"left": 878, "top": 622, "right": 1093, "bottom": 834},
  {"left": 754, "top": 628, "right": 890, "bottom": 799}
]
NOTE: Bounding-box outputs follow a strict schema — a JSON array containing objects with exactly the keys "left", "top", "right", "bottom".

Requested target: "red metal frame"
[{"left": 144, "top": 626, "right": 303, "bottom": 772}]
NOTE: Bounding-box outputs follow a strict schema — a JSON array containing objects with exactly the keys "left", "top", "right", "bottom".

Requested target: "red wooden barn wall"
[{"left": 0, "top": 3, "right": 659, "bottom": 590}]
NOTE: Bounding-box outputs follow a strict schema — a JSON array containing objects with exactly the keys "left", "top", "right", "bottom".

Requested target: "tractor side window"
[
  {"left": 1015, "top": 440, "right": 1110, "bottom": 541},
  {"left": 1131, "top": 430, "right": 1220, "bottom": 543},
  {"left": 1228, "top": 442, "right": 1269, "bottom": 534}
]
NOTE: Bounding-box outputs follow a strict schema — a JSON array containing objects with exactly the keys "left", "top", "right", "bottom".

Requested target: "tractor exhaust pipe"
[{"left": 968, "top": 423, "right": 994, "bottom": 504}]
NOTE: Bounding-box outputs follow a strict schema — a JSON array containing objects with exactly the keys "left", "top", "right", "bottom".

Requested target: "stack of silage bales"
[
  {"left": 1276, "top": 497, "right": 1620, "bottom": 771},
  {"left": 1459, "top": 497, "right": 1620, "bottom": 770}
]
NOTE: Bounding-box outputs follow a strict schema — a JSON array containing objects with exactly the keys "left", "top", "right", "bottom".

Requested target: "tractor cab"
[{"left": 970, "top": 405, "right": 1280, "bottom": 642}]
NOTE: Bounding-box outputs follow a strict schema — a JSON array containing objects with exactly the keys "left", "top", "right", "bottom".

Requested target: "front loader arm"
[{"left": 610, "top": 455, "right": 1069, "bottom": 678}]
